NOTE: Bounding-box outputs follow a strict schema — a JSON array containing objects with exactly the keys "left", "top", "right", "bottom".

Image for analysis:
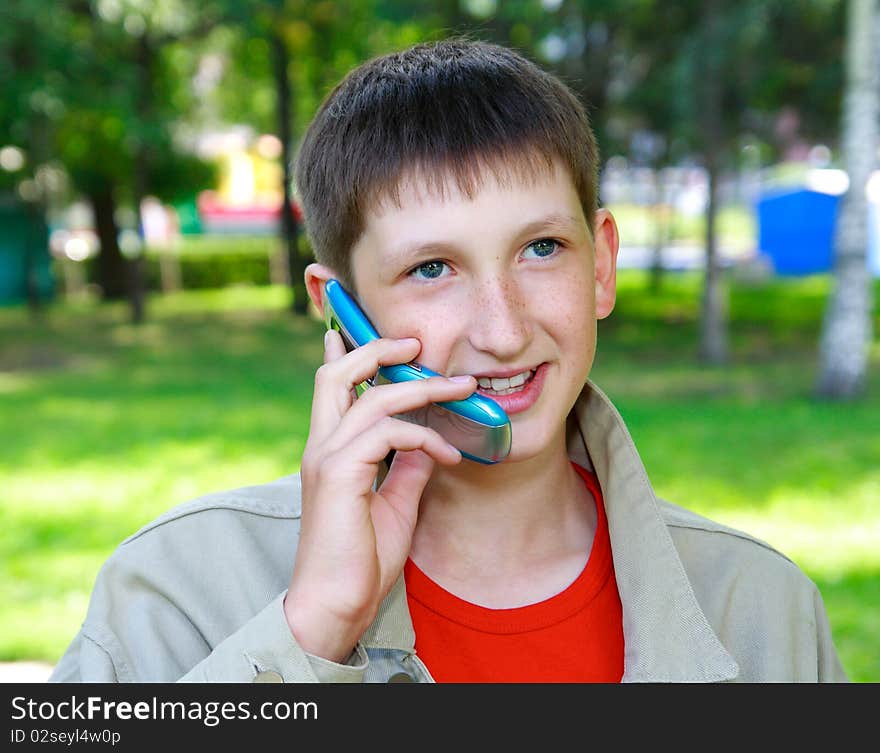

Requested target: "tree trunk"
[
  {"left": 700, "top": 161, "right": 728, "bottom": 363},
  {"left": 697, "top": 0, "right": 729, "bottom": 365},
  {"left": 271, "top": 31, "right": 308, "bottom": 316},
  {"left": 568, "top": 0, "right": 612, "bottom": 149},
  {"left": 127, "top": 32, "right": 154, "bottom": 326},
  {"left": 649, "top": 168, "right": 668, "bottom": 295},
  {"left": 88, "top": 181, "right": 127, "bottom": 300},
  {"left": 816, "top": 0, "right": 878, "bottom": 398}
]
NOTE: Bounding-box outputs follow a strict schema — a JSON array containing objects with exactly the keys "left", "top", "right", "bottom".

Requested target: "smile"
[{"left": 474, "top": 368, "right": 538, "bottom": 395}]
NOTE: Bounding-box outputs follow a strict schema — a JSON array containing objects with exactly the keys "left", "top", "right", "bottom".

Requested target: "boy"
[{"left": 51, "top": 38, "right": 847, "bottom": 683}]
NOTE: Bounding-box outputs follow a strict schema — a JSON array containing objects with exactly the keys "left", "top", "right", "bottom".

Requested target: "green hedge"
[
  {"left": 62, "top": 235, "right": 315, "bottom": 292},
  {"left": 158, "top": 235, "right": 277, "bottom": 257},
  {"left": 144, "top": 250, "right": 274, "bottom": 289}
]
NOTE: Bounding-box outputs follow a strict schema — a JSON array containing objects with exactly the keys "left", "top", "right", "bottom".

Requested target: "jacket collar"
[{"left": 363, "top": 380, "right": 739, "bottom": 682}]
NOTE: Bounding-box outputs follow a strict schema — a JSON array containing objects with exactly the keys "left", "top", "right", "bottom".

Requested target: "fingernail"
[
  {"left": 449, "top": 375, "right": 474, "bottom": 383},
  {"left": 324, "top": 330, "right": 333, "bottom": 347}
]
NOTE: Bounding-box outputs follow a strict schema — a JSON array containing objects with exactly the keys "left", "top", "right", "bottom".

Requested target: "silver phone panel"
[{"left": 394, "top": 403, "right": 511, "bottom": 463}]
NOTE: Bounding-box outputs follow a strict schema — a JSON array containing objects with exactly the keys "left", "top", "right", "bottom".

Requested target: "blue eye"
[
  {"left": 522, "top": 238, "right": 560, "bottom": 260},
  {"left": 409, "top": 260, "right": 449, "bottom": 280}
]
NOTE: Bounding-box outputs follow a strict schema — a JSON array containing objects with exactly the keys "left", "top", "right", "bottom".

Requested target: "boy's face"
[{"left": 307, "top": 159, "right": 618, "bottom": 463}]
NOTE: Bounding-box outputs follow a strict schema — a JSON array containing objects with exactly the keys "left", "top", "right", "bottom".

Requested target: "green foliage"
[
  {"left": 208, "top": 0, "right": 446, "bottom": 141},
  {"left": 0, "top": 1, "right": 223, "bottom": 207},
  {"left": 144, "top": 147, "right": 220, "bottom": 207},
  {"left": 589, "top": 0, "right": 845, "bottom": 167},
  {"left": 0, "top": 0, "right": 854, "bottom": 225}
]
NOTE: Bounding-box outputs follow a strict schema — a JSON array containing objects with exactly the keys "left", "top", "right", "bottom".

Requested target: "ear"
[
  {"left": 592, "top": 208, "right": 619, "bottom": 320},
  {"left": 304, "top": 262, "right": 339, "bottom": 315}
]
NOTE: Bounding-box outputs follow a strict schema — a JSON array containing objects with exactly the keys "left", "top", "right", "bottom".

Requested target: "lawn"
[{"left": 1, "top": 271, "right": 878, "bottom": 681}]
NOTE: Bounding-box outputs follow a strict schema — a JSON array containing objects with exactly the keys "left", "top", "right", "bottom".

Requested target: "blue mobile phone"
[{"left": 322, "top": 278, "right": 511, "bottom": 464}]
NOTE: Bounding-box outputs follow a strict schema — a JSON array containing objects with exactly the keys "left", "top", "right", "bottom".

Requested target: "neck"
[{"left": 409, "top": 430, "right": 597, "bottom": 600}]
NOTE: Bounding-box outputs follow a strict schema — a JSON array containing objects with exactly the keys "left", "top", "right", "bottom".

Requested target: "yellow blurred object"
[{"left": 216, "top": 141, "right": 283, "bottom": 209}]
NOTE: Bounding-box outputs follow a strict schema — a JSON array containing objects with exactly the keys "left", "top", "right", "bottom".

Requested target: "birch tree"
[{"left": 817, "top": 0, "right": 878, "bottom": 398}]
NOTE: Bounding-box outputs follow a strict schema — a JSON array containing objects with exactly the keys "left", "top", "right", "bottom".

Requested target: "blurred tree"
[
  {"left": 82, "top": 0, "right": 225, "bottom": 323},
  {"left": 208, "top": 0, "right": 443, "bottom": 315},
  {"left": 694, "top": 0, "right": 730, "bottom": 364},
  {"left": 0, "top": 0, "right": 221, "bottom": 323},
  {"left": 210, "top": 0, "right": 313, "bottom": 315},
  {"left": 0, "top": 1, "right": 62, "bottom": 313},
  {"left": 611, "top": 0, "right": 844, "bottom": 363},
  {"left": 2, "top": 0, "right": 853, "bottom": 335},
  {"left": 608, "top": 2, "right": 694, "bottom": 294},
  {"left": 270, "top": 25, "right": 303, "bottom": 314},
  {"left": 817, "top": 0, "right": 877, "bottom": 398}
]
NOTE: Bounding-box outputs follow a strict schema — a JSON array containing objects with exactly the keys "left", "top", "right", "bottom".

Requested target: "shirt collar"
[
  {"left": 364, "top": 380, "right": 739, "bottom": 682},
  {"left": 571, "top": 381, "right": 738, "bottom": 682}
]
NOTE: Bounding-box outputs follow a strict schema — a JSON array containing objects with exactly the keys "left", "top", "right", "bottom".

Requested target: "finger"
[
  {"left": 372, "top": 449, "right": 439, "bottom": 572},
  {"left": 324, "top": 337, "right": 423, "bottom": 390},
  {"left": 322, "top": 329, "right": 360, "bottom": 403},
  {"left": 323, "top": 375, "right": 477, "bottom": 452},
  {"left": 333, "top": 415, "right": 462, "bottom": 472},
  {"left": 308, "top": 337, "right": 423, "bottom": 443},
  {"left": 323, "top": 329, "right": 348, "bottom": 364},
  {"left": 378, "top": 448, "right": 442, "bottom": 517}
]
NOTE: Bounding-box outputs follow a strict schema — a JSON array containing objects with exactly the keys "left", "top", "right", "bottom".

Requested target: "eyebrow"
[
  {"left": 385, "top": 211, "right": 585, "bottom": 265},
  {"left": 515, "top": 211, "right": 585, "bottom": 238}
]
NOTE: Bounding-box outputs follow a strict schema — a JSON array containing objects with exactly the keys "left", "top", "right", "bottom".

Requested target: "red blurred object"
[{"left": 197, "top": 191, "right": 303, "bottom": 235}]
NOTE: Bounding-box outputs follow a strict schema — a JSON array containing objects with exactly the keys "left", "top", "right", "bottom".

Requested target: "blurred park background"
[{"left": 1, "top": 0, "right": 878, "bottom": 682}]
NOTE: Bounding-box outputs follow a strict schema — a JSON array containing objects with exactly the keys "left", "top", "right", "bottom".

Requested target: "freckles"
[
  {"left": 550, "top": 280, "right": 589, "bottom": 328},
  {"left": 387, "top": 317, "right": 425, "bottom": 341},
  {"left": 382, "top": 304, "right": 460, "bottom": 370},
  {"left": 478, "top": 278, "right": 528, "bottom": 325}
]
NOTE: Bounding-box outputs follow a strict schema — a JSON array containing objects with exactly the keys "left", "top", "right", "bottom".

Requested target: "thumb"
[{"left": 378, "top": 449, "right": 436, "bottom": 528}]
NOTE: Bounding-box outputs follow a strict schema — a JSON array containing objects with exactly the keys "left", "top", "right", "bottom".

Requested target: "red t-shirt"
[{"left": 404, "top": 463, "right": 624, "bottom": 682}]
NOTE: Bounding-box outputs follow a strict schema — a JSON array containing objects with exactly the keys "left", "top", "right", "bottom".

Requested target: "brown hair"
[{"left": 293, "top": 36, "right": 600, "bottom": 289}]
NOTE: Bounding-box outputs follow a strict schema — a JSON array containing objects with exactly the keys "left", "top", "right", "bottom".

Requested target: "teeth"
[{"left": 475, "top": 368, "right": 534, "bottom": 393}]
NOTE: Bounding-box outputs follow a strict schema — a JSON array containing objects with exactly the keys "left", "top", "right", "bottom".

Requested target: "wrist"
[{"left": 282, "top": 591, "right": 368, "bottom": 664}]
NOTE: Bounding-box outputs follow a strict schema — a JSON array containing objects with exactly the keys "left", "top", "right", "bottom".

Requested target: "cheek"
[
  {"left": 542, "top": 274, "right": 596, "bottom": 371},
  {"left": 535, "top": 270, "right": 594, "bottom": 331},
  {"left": 368, "top": 298, "right": 463, "bottom": 369}
]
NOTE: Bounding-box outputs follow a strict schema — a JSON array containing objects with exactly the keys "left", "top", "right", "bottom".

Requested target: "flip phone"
[{"left": 322, "top": 278, "right": 512, "bottom": 464}]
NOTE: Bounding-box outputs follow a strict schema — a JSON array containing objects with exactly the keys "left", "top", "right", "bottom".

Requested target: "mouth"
[{"left": 472, "top": 367, "right": 539, "bottom": 396}]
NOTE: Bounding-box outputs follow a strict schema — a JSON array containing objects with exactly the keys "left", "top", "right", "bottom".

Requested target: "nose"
[{"left": 466, "top": 274, "right": 533, "bottom": 359}]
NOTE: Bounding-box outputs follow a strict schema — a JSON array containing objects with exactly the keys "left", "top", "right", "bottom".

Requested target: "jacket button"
[
  {"left": 387, "top": 672, "right": 414, "bottom": 683},
  {"left": 253, "top": 670, "right": 284, "bottom": 683}
]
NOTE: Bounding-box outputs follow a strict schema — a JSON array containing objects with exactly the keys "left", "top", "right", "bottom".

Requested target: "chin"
[
  {"left": 504, "top": 398, "right": 578, "bottom": 464},
  {"left": 504, "top": 427, "right": 558, "bottom": 464}
]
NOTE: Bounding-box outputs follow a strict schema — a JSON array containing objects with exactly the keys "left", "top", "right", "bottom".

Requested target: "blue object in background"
[
  {"left": 757, "top": 186, "right": 880, "bottom": 276},
  {"left": 0, "top": 196, "right": 54, "bottom": 306},
  {"left": 756, "top": 188, "right": 841, "bottom": 276}
]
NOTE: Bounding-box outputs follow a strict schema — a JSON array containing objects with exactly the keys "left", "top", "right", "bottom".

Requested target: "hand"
[{"left": 284, "top": 330, "right": 476, "bottom": 662}]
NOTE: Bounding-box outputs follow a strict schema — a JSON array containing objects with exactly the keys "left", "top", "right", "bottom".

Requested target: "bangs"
[{"left": 367, "top": 144, "right": 564, "bottom": 214}]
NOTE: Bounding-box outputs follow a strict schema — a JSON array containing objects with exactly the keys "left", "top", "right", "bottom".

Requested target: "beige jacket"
[{"left": 50, "top": 381, "right": 848, "bottom": 683}]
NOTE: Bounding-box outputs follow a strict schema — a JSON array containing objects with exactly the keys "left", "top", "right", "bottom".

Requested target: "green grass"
[{"left": 2, "top": 273, "right": 878, "bottom": 681}]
